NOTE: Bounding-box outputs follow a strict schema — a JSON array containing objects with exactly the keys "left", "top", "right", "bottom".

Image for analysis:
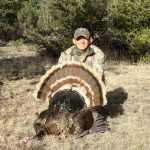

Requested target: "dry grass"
[{"left": 0, "top": 62, "right": 150, "bottom": 150}]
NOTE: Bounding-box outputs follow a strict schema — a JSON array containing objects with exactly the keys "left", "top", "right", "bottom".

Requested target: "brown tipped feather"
[
  {"left": 37, "top": 91, "right": 47, "bottom": 100},
  {"left": 35, "top": 62, "right": 107, "bottom": 106}
]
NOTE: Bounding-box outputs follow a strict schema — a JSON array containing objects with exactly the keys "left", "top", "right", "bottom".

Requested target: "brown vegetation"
[{"left": 0, "top": 60, "right": 150, "bottom": 150}]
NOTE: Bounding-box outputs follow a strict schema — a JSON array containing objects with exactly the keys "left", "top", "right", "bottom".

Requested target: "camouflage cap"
[{"left": 74, "top": 28, "right": 90, "bottom": 39}]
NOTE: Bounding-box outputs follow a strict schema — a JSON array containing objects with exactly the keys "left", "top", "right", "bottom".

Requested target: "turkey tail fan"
[{"left": 35, "top": 62, "right": 107, "bottom": 107}]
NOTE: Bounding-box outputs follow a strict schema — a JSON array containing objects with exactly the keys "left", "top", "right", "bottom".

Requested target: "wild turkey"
[{"left": 34, "top": 62, "right": 108, "bottom": 139}]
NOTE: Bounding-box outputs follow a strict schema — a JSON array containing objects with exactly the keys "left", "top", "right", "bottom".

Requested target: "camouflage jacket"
[{"left": 58, "top": 44, "right": 105, "bottom": 80}]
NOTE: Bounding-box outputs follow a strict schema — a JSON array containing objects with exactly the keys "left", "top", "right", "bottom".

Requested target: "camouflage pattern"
[
  {"left": 74, "top": 28, "right": 90, "bottom": 39},
  {"left": 58, "top": 44, "right": 105, "bottom": 80}
]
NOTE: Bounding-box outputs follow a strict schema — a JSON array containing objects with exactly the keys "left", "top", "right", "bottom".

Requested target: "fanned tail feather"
[{"left": 34, "top": 62, "right": 107, "bottom": 107}]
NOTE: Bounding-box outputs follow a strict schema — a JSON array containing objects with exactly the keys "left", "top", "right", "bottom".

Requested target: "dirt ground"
[{"left": 0, "top": 62, "right": 150, "bottom": 150}]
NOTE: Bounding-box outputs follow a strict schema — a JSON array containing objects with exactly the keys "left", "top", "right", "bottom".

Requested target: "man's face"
[{"left": 73, "top": 36, "right": 93, "bottom": 52}]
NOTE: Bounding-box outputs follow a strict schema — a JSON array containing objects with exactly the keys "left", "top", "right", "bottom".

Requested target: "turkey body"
[
  {"left": 34, "top": 106, "right": 94, "bottom": 139},
  {"left": 34, "top": 62, "right": 108, "bottom": 139}
]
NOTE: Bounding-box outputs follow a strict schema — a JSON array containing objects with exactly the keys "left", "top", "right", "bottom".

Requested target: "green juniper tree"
[
  {"left": 107, "top": 0, "right": 150, "bottom": 61},
  {"left": 18, "top": 0, "right": 108, "bottom": 56},
  {"left": 1, "top": 0, "right": 149, "bottom": 61},
  {"left": 0, "top": 0, "right": 19, "bottom": 41}
]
